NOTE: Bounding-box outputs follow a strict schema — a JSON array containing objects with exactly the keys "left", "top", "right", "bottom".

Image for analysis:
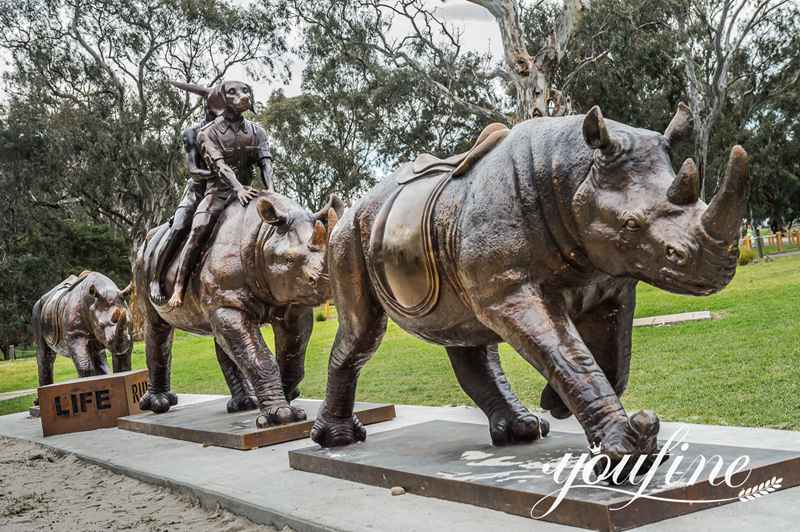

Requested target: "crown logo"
[{"left": 589, "top": 441, "right": 602, "bottom": 455}]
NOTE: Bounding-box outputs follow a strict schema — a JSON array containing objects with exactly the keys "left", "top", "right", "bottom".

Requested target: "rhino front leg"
[
  {"left": 272, "top": 305, "right": 313, "bottom": 409},
  {"left": 214, "top": 340, "right": 258, "bottom": 413},
  {"left": 139, "top": 318, "right": 178, "bottom": 414},
  {"left": 446, "top": 344, "right": 549, "bottom": 445},
  {"left": 210, "top": 307, "right": 301, "bottom": 428},
  {"left": 541, "top": 284, "right": 636, "bottom": 419},
  {"left": 69, "top": 339, "right": 99, "bottom": 378},
  {"left": 92, "top": 350, "right": 111, "bottom": 375},
  {"left": 476, "top": 284, "right": 660, "bottom": 470}
]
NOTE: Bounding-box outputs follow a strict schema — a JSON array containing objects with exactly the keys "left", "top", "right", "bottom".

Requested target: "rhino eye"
[{"left": 623, "top": 218, "right": 641, "bottom": 231}]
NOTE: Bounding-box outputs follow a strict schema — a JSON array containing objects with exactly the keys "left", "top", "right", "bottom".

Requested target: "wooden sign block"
[{"left": 37, "top": 369, "right": 149, "bottom": 437}]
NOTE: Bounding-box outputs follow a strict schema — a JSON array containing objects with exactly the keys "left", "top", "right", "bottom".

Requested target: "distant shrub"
[
  {"left": 315, "top": 311, "right": 327, "bottom": 322},
  {"left": 738, "top": 248, "right": 756, "bottom": 266}
]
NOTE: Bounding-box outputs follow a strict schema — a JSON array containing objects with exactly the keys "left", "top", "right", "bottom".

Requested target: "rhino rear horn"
[
  {"left": 668, "top": 158, "right": 699, "bottom": 205},
  {"left": 326, "top": 207, "right": 338, "bottom": 236},
  {"left": 664, "top": 102, "right": 692, "bottom": 145},
  {"left": 701, "top": 146, "right": 749, "bottom": 243},
  {"left": 314, "top": 194, "right": 345, "bottom": 221},
  {"left": 583, "top": 106, "right": 619, "bottom": 156},
  {"left": 309, "top": 220, "right": 326, "bottom": 251}
]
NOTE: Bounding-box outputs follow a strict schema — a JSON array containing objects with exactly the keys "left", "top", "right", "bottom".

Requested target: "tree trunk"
[{"left": 467, "top": 0, "right": 589, "bottom": 120}]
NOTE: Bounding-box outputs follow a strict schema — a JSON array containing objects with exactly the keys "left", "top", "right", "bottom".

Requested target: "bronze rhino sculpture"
[
  {"left": 311, "top": 104, "right": 748, "bottom": 470},
  {"left": 32, "top": 271, "right": 133, "bottom": 395},
  {"left": 134, "top": 192, "right": 341, "bottom": 427}
]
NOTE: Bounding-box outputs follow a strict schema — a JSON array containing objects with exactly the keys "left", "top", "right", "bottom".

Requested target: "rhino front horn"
[
  {"left": 664, "top": 102, "right": 691, "bottom": 145},
  {"left": 583, "top": 106, "right": 618, "bottom": 156},
  {"left": 668, "top": 158, "right": 699, "bottom": 205},
  {"left": 701, "top": 145, "right": 749, "bottom": 242},
  {"left": 111, "top": 307, "right": 126, "bottom": 324}
]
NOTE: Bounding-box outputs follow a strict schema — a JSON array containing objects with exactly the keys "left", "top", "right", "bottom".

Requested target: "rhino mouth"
[{"left": 654, "top": 257, "right": 737, "bottom": 296}]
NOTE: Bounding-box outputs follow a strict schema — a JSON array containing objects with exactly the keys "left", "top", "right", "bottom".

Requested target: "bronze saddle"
[
  {"left": 41, "top": 271, "right": 89, "bottom": 346},
  {"left": 368, "top": 123, "right": 510, "bottom": 319}
]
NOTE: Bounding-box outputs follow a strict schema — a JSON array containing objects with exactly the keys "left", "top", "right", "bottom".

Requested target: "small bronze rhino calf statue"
[
  {"left": 32, "top": 272, "right": 133, "bottom": 395},
  {"left": 312, "top": 104, "right": 748, "bottom": 473},
  {"left": 134, "top": 192, "right": 341, "bottom": 427}
]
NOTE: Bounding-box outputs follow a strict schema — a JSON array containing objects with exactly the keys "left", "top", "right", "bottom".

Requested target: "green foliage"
[
  {"left": 0, "top": 395, "right": 35, "bottom": 417},
  {"left": 0, "top": 0, "right": 288, "bottom": 244},
  {"left": 0, "top": 0, "right": 289, "bottom": 349},
  {"left": 738, "top": 247, "right": 756, "bottom": 266},
  {"left": 315, "top": 311, "right": 327, "bottom": 322}
]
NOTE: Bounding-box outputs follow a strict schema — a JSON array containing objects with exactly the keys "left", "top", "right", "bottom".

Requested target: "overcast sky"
[{"left": 0, "top": 1, "right": 504, "bottom": 103}]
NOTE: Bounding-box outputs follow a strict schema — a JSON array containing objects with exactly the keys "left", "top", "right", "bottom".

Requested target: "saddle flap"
[{"left": 368, "top": 173, "right": 450, "bottom": 318}]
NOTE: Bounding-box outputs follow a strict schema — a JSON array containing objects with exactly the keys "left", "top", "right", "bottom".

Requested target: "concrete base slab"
[
  {"left": 118, "top": 398, "right": 396, "bottom": 449},
  {"left": 2, "top": 396, "right": 800, "bottom": 531},
  {"left": 290, "top": 420, "right": 800, "bottom": 531}
]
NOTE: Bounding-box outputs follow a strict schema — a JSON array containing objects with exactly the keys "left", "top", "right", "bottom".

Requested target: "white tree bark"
[
  {"left": 679, "top": 0, "right": 789, "bottom": 200},
  {"left": 465, "top": 0, "right": 590, "bottom": 120}
]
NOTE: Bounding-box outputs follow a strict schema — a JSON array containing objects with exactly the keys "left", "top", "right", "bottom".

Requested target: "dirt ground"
[{"left": 0, "top": 437, "right": 286, "bottom": 532}]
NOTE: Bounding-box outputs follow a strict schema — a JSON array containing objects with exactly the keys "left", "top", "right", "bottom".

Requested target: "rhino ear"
[
  {"left": 583, "top": 106, "right": 618, "bottom": 155},
  {"left": 120, "top": 282, "right": 133, "bottom": 301},
  {"left": 256, "top": 195, "right": 289, "bottom": 226}
]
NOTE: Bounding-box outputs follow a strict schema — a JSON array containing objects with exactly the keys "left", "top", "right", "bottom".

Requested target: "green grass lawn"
[{"left": 2, "top": 254, "right": 798, "bottom": 429}]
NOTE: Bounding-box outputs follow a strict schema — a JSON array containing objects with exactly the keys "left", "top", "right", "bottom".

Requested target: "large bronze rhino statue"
[
  {"left": 134, "top": 192, "right": 341, "bottom": 427},
  {"left": 32, "top": 271, "right": 133, "bottom": 393},
  {"left": 312, "top": 104, "right": 748, "bottom": 469}
]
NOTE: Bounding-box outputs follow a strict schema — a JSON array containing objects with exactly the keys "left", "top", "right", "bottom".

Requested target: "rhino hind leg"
[
  {"left": 139, "top": 318, "right": 178, "bottom": 414},
  {"left": 273, "top": 305, "right": 314, "bottom": 409},
  {"left": 446, "top": 345, "right": 549, "bottom": 445},
  {"left": 214, "top": 340, "right": 258, "bottom": 413},
  {"left": 311, "top": 214, "right": 388, "bottom": 448},
  {"left": 540, "top": 385, "right": 572, "bottom": 419},
  {"left": 34, "top": 331, "right": 56, "bottom": 405}
]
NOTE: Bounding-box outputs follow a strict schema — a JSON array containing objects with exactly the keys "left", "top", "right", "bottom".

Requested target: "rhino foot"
[
  {"left": 226, "top": 395, "right": 258, "bottom": 413},
  {"left": 139, "top": 391, "right": 178, "bottom": 414},
  {"left": 595, "top": 410, "right": 666, "bottom": 483},
  {"left": 290, "top": 404, "right": 307, "bottom": 421},
  {"left": 310, "top": 410, "right": 366, "bottom": 447},
  {"left": 540, "top": 384, "right": 572, "bottom": 419},
  {"left": 490, "top": 409, "right": 549, "bottom": 446},
  {"left": 254, "top": 404, "right": 306, "bottom": 428}
]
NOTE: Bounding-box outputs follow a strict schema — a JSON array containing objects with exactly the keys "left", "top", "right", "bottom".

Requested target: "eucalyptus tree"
[{"left": 0, "top": 0, "right": 289, "bottom": 246}]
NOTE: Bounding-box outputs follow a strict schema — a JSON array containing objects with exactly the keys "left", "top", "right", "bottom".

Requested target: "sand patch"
[{"left": 0, "top": 437, "right": 288, "bottom": 531}]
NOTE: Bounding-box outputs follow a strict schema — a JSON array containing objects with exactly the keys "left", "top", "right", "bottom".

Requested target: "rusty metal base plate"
[
  {"left": 118, "top": 398, "right": 395, "bottom": 450},
  {"left": 289, "top": 420, "right": 800, "bottom": 531}
]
